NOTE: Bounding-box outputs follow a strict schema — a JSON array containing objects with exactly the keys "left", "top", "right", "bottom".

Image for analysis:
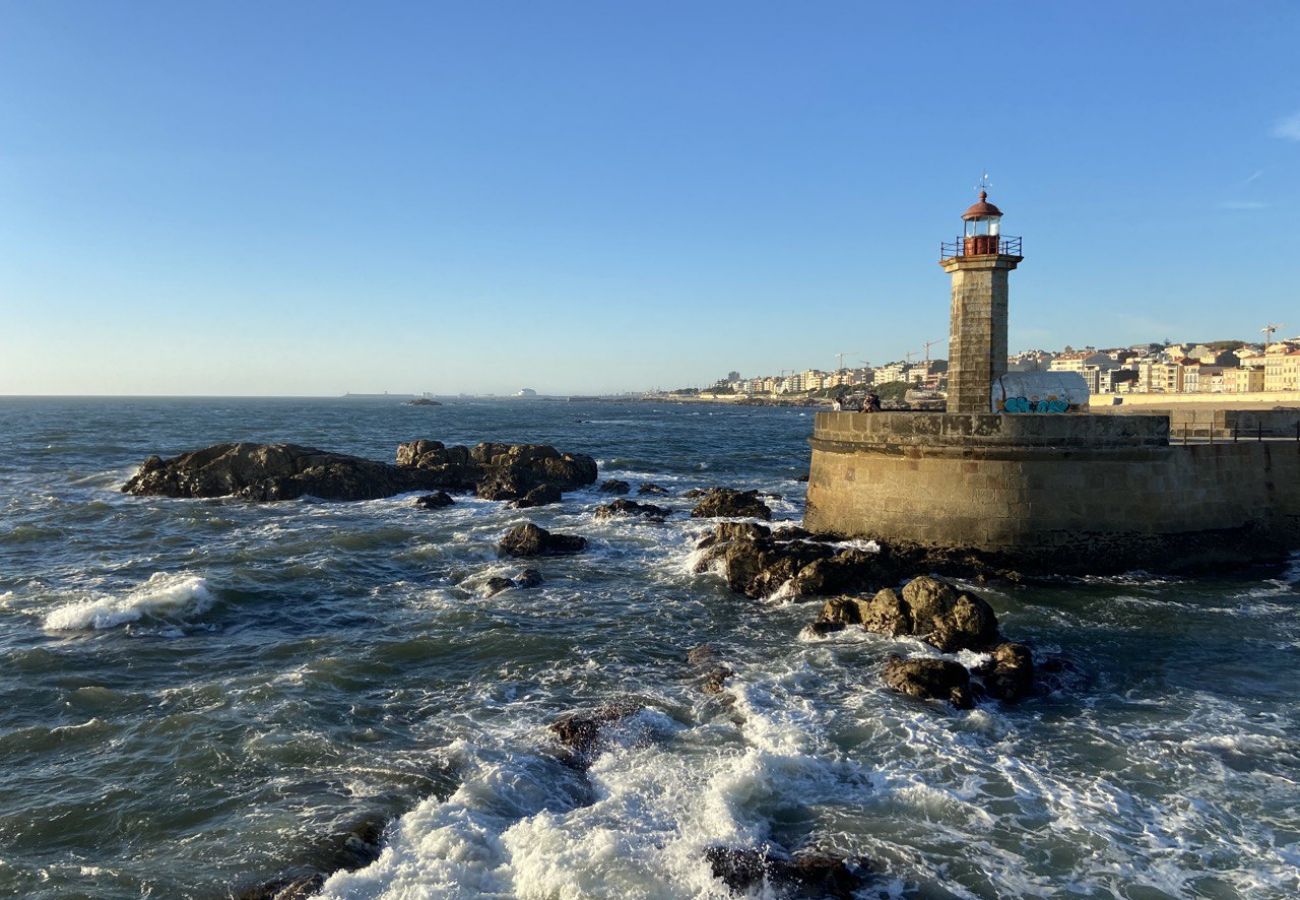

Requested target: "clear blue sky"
[{"left": 1, "top": 1, "right": 1297, "bottom": 395}]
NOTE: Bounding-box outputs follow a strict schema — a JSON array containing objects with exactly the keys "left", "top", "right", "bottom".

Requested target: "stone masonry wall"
[
  {"left": 943, "top": 256, "right": 1014, "bottom": 414},
  {"left": 805, "top": 411, "right": 1300, "bottom": 571}
]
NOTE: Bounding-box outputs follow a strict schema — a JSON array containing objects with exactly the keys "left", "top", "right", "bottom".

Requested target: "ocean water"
[{"left": 0, "top": 397, "right": 1297, "bottom": 900}]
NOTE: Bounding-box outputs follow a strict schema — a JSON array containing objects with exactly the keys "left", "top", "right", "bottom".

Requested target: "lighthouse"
[{"left": 939, "top": 190, "right": 1023, "bottom": 413}]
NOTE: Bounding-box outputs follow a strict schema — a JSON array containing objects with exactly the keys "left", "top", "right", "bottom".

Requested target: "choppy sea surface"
[{"left": 0, "top": 397, "right": 1297, "bottom": 900}]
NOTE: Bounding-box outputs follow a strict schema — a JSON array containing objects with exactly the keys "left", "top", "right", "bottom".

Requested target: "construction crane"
[
  {"left": 1262, "top": 323, "right": 1286, "bottom": 346},
  {"left": 835, "top": 352, "right": 857, "bottom": 373},
  {"left": 921, "top": 337, "right": 947, "bottom": 363}
]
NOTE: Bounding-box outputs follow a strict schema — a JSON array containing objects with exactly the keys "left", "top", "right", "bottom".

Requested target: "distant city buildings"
[{"left": 681, "top": 333, "right": 1300, "bottom": 400}]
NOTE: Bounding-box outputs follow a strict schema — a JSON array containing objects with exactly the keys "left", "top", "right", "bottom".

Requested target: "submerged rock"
[
  {"left": 414, "top": 491, "right": 455, "bottom": 509},
  {"left": 882, "top": 655, "right": 973, "bottom": 709},
  {"left": 599, "top": 479, "right": 631, "bottom": 494},
  {"left": 594, "top": 499, "right": 671, "bottom": 521},
  {"left": 549, "top": 700, "right": 646, "bottom": 769},
  {"left": 703, "top": 846, "right": 872, "bottom": 898},
  {"left": 484, "top": 568, "right": 546, "bottom": 596},
  {"left": 234, "top": 813, "right": 387, "bottom": 900},
  {"left": 690, "top": 488, "right": 772, "bottom": 520},
  {"left": 498, "top": 523, "right": 587, "bottom": 557},
  {"left": 637, "top": 483, "right": 670, "bottom": 495}
]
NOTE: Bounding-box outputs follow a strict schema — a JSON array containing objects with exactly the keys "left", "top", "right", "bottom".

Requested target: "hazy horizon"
[{"left": 3, "top": 1, "right": 1298, "bottom": 396}]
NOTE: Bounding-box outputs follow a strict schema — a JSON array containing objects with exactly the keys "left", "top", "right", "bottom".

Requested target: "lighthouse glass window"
[{"left": 965, "top": 216, "right": 1001, "bottom": 237}]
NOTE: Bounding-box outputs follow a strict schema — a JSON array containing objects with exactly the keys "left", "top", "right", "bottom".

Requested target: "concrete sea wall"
[{"left": 805, "top": 411, "right": 1300, "bottom": 571}]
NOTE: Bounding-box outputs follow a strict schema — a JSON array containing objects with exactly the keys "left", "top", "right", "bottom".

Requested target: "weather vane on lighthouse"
[{"left": 975, "top": 172, "right": 992, "bottom": 196}]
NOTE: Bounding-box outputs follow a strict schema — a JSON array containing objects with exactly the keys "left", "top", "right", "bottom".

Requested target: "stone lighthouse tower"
[{"left": 939, "top": 190, "right": 1023, "bottom": 413}]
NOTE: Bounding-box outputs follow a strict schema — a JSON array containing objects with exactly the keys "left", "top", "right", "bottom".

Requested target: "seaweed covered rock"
[{"left": 498, "top": 523, "right": 587, "bottom": 558}]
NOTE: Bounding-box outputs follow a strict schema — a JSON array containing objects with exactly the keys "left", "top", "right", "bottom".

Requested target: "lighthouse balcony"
[{"left": 941, "top": 234, "right": 1022, "bottom": 260}]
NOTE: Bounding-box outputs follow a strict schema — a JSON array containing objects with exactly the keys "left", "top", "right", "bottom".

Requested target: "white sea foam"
[{"left": 43, "top": 573, "right": 214, "bottom": 631}]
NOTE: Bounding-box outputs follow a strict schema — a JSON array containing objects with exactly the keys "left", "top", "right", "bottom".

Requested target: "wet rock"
[
  {"left": 514, "top": 568, "right": 543, "bottom": 589},
  {"left": 594, "top": 499, "right": 671, "bottom": 521},
  {"left": 549, "top": 700, "right": 645, "bottom": 769},
  {"left": 882, "top": 654, "right": 973, "bottom": 709},
  {"left": 787, "top": 549, "right": 893, "bottom": 598},
  {"left": 686, "top": 644, "right": 721, "bottom": 667},
  {"left": 599, "top": 479, "right": 631, "bottom": 494},
  {"left": 980, "top": 642, "right": 1035, "bottom": 702},
  {"left": 400, "top": 440, "right": 598, "bottom": 500},
  {"left": 484, "top": 576, "right": 516, "bottom": 597},
  {"left": 689, "top": 488, "right": 772, "bottom": 520},
  {"left": 126, "top": 440, "right": 598, "bottom": 503},
  {"left": 815, "top": 596, "right": 863, "bottom": 627},
  {"left": 638, "top": 483, "right": 670, "bottom": 495},
  {"left": 701, "top": 666, "right": 734, "bottom": 695},
  {"left": 123, "top": 443, "right": 432, "bottom": 502},
  {"left": 234, "top": 813, "right": 387, "bottom": 900},
  {"left": 796, "top": 473, "right": 810, "bottom": 483},
  {"left": 694, "top": 521, "right": 771, "bottom": 553},
  {"left": 800, "top": 619, "right": 846, "bottom": 638},
  {"left": 513, "top": 484, "right": 562, "bottom": 508},
  {"left": 414, "top": 491, "right": 455, "bottom": 509},
  {"left": 900, "top": 576, "right": 999, "bottom": 652},
  {"left": 857, "top": 588, "right": 912, "bottom": 637},
  {"left": 498, "top": 523, "right": 587, "bottom": 558},
  {"left": 703, "top": 846, "right": 872, "bottom": 898}
]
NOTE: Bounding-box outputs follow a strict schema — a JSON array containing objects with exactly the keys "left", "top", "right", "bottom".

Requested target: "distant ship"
[{"left": 516, "top": 388, "right": 538, "bottom": 398}]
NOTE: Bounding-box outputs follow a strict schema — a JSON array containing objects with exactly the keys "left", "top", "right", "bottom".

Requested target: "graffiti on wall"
[{"left": 1001, "top": 396, "right": 1070, "bottom": 414}]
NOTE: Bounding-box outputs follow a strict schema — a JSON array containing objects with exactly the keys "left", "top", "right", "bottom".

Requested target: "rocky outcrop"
[
  {"left": 594, "top": 499, "right": 671, "bottom": 521},
  {"left": 882, "top": 655, "right": 974, "bottom": 709},
  {"left": 398, "top": 441, "right": 597, "bottom": 501},
  {"left": 414, "top": 491, "right": 455, "bottom": 509},
  {"left": 599, "top": 479, "right": 631, "bottom": 494},
  {"left": 637, "top": 483, "right": 670, "bottom": 496},
  {"left": 809, "top": 577, "right": 998, "bottom": 653},
  {"left": 690, "top": 488, "right": 772, "bottom": 520},
  {"left": 123, "top": 443, "right": 432, "bottom": 502},
  {"left": 125, "top": 440, "right": 598, "bottom": 503},
  {"left": 498, "top": 523, "right": 587, "bottom": 557},
  {"left": 703, "top": 847, "right": 872, "bottom": 899},
  {"left": 693, "top": 524, "right": 901, "bottom": 600}
]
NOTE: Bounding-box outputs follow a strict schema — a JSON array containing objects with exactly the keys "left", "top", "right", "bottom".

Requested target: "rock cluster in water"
[
  {"left": 688, "top": 487, "right": 772, "bottom": 520},
  {"left": 498, "top": 523, "right": 588, "bottom": 557},
  {"left": 122, "top": 440, "right": 597, "bottom": 503}
]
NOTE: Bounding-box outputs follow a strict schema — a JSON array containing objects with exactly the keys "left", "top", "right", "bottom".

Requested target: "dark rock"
[
  {"left": 515, "top": 568, "right": 543, "bottom": 589},
  {"left": 126, "top": 439, "right": 598, "bottom": 503},
  {"left": 513, "top": 484, "right": 562, "bottom": 508},
  {"left": 234, "top": 813, "right": 386, "bottom": 900},
  {"left": 703, "top": 847, "right": 872, "bottom": 898},
  {"left": 405, "top": 398, "right": 441, "bottom": 406},
  {"left": 599, "top": 479, "right": 631, "bottom": 494},
  {"left": 686, "top": 644, "right": 720, "bottom": 667},
  {"left": 399, "top": 440, "right": 598, "bottom": 500},
  {"left": 498, "top": 523, "right": 587, "bottom": 558},
  {"left": 549, "top": 700, "right": 645, "bottom": 768},
  {"left": 796, "top": 473, "right": 810, "bottom": 482},
  {"left": 701, "top": 666, "right": 734, "bottom": 695},
  {"left": 594, "top": 499, "right": 670, "bottom": 521},
  {"left": 857, "top": 588, "right": 913, "bottom": 637},
  {"left": 638, "top": 483, "right": 670, "bottom": 495},
  {"left": 801, "top": 619, "right": 846, "bottom": 637},
  {"left": 690, "top": 488, "right": 772, "bottom": 520},
  {"left": 682, "top": 488, "right": 708, "bottom": 499},
  {"left": 484, "top": 576, "right": 516, "bottom": 597},
  {"left": 123, "top": 443, "right": 433, "bottom": 502},
  {"left": 882, "top": 654, "right": 973, "bottom": 709},
  {"left": 414, "top": 491, "right": 455, "bottom": 509},
  {"left": 981, "top": 642, "right": 1035, "bottom": 702},
  {"left": 694, "top": 521, "right": 771, "bottom": 553}
]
